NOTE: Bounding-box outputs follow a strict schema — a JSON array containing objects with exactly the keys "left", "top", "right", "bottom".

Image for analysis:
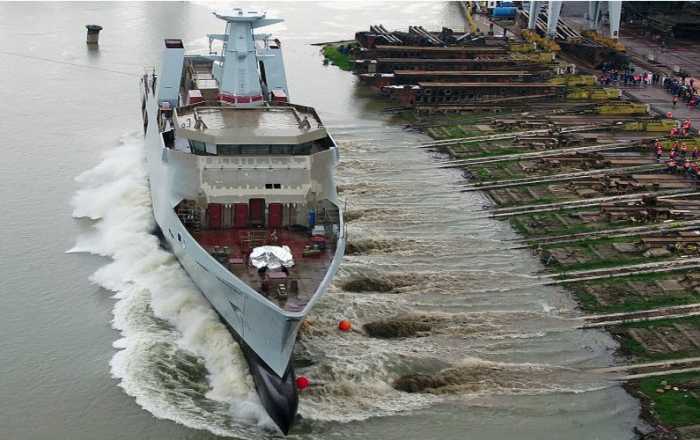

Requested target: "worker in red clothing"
[
  {"left": 682, "top": 119, "right": 692, "bottom": 136},
  {"left": 656, "top": 144, "right": 664, "bottom": 161},
  {"left": 671, "top": 127, "right": 679, "bottom": 137}
]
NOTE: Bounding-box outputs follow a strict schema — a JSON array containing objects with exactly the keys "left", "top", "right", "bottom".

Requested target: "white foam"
[{"left": 69, "top": 136, "right": 275, "bottom": 436}]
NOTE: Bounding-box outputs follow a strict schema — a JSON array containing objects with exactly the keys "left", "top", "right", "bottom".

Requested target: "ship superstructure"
[{"left": 139, "top": 9, "right": 345, "bottom": 433}]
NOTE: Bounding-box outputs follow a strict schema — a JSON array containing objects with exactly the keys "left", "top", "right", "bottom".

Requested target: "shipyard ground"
[{"left": 321, "top": 11, "right": 700, "bottom": 440}]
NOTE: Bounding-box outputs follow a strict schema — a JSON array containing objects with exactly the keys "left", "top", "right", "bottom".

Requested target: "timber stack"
[{"left": 334, "top": 24, "right": 626, "bottom": 112}]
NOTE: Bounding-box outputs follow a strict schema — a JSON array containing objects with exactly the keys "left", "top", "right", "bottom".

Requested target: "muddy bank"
[
  {"left": 341, "top": 276, "right": 398, "bottom": 292},
  {"left": 363, "top": 315, "right": 434, "bottom": 338},
  {"left": 345, "top": 238, "right": 417, "bottom": 256},
  {"left": 392, "top": 359, "right": 583, "bottom": 396},
  {"left": 339, "top": 271, "right": 434, "bottom": 292},
  {"left": 344, "top": 207, "right": 401, "bottom": 223}
]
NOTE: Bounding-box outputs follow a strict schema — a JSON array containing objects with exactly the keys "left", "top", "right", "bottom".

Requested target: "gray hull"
[{"left": 142, "top": 93, "right": 345, "bottom": 378}]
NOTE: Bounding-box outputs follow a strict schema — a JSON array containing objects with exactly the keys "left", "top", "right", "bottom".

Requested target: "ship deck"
[
  {"left": 193, "top": 227, "right": 334, "bottom": 312},
  {"left": 176, "top": 106, "right": 324, "bottom": 138}
]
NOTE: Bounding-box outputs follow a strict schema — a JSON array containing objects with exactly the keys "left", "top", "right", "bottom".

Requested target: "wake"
[{"left": 69, "top": 136, "right": 275, "bottom": 438}]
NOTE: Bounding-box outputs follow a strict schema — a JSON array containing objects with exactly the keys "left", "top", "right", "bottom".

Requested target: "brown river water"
[{"left": 0, "top": 2, "right": 640, "bottom": 439}]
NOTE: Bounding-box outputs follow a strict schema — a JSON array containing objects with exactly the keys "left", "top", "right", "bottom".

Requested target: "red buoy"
[
  {"left": 338, "top": 319, "right": 352, "bottom": 332},
  {"left": 296, "top": 376, "right": 310, "bottom": 390}
]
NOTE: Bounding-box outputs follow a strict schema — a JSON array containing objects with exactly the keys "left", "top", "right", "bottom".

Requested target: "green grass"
[
  {"left": 568, "top": 269, "right": 700, "bottom": 313},
  {"left": 613, "top": 316, "right": 700, "bottom": 361},
  {"left": 476, "top": 168, "right": 491, "bottom": 180},
  {"left": 620, "top": 315, "right": 700, "bottom": 330},
  {"left": 638, "top": 372, "right": 700, "bottom": 427},
  {"left": 572, "top": 289, "right": 700, "bottom": 314},
  {"left": 438, "top": 113, "right": 496, "bottom": 126},
  {"left": 550, "top": 253, "right": 653, "bottom": 273},
  {"left": 511, "top": 210, "right": 665, "bottom": 239},
  {"left": 454, "top": 147, "right": 526, "bottom": 159},
  {"left": 427, "top": 127, "right": 484, "bottom": 141},
  {"left": 573, "top": 289, "right": 601, "bottom": 311},
  {"left": 322, "top": 45, "right": 353, "bottom": 71},
  {"left": 496, "top": 195, "right": 560, "bottom": 209}
]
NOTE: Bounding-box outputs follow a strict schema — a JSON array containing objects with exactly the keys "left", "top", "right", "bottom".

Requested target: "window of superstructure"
[
  {"left": 214, "top": 143, "right": 319, "bottom": 156},
  {"left": 292, "top": 144, "right": 311, "bottom": 155},
  {"left": 217, "top": 144, "right": 241, "bottom": 155},
  {"left": 189, "top": 140, "right": 207, "bottom": 154},
  {"left": 240, "top": 145, "right": 270, "bottom": 155},
  {"left": 270, "top": 145, "right": 292, "bottom": 155}
]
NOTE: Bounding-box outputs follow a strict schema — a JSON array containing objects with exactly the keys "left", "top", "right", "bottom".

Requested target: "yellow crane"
[{"left": 464, "top": 1, "right": 479, "bottom": 34}]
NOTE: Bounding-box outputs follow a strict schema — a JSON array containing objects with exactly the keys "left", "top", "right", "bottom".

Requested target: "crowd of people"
[
  {"left": 653, "top": 120, "right": 700, "bottom": 177},
  {"left": 598, "top": 65, "right": 659, "bottom": 86},
  {"left": 597, "top": 61, "right": 699, "bottom": 176},
  {"left": 663, "top": 76, "right": 698, "bottom": 108},
  {"left": 598, "top": 63, "right": 699, "bottom": 110}
]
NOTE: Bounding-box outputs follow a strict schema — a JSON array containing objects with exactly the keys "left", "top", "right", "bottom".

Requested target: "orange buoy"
[
  {"left": 338, "top": 319, "right": 352, "bottom": 332},
  {"left": 296, "top": 376, "right": 310, "bottom": 390}
]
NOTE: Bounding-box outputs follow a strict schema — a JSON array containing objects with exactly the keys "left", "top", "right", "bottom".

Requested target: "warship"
[{"left": 139, "top": 9, "right": 345, "bottom": 433}]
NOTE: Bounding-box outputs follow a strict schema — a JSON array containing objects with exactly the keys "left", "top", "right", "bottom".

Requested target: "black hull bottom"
[
  {"left": 216, "top": 312, "right": 298, "bottom": 434},
  {"left": 240, "top": 342, "right": 298, "bottom": 435}
]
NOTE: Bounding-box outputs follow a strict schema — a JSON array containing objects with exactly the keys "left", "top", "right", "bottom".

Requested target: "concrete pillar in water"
[
  {"left": 85, "top": 24, "right": 103, "bottom": 45},
  {"left": 608, "top": 0, "right": 622, "bottom": 39}
]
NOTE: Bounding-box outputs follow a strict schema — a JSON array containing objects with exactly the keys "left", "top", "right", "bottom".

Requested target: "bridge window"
[
  {"left": 217, "top": 144, "right": 241, "bottom": 155},
  {"left": 292, "top": 144, "right": 311, "bottom": 155},
  {"left": 240, "top": 145, "right": 270, "bottom": 155},
  {"left": 189, "top": 140, "right": 207, "bottom": 154},
  {"left": 214, "top": 143, "right": 316, "bottom": 156},
  {"left": 270, "top": 145, "right": 292, "bottom": 155}
]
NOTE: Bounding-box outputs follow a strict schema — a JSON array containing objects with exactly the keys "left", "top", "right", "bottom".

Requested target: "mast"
[{"left": 209, "top": 9, "right": 283, "bottom": 106}]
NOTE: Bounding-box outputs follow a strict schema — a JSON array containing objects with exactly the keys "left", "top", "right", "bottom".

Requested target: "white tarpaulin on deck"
[{"left": 249, "top": 245, "right": 295, "bottom": 270}]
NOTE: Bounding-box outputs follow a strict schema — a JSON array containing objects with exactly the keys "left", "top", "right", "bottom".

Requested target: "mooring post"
[{"left": 85, "top": 24, "right": 103, "bottom": 45}]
